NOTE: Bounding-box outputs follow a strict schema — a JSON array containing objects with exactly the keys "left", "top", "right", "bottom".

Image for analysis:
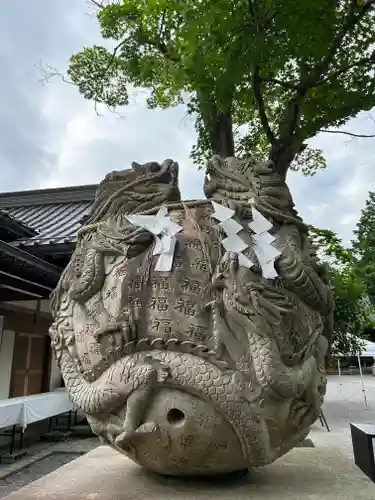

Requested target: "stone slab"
[{"left": 2, "top": 444, "right": 374, "bottom": 500}]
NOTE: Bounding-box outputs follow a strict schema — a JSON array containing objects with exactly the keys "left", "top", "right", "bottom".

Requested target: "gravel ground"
[
  {"left": 1, "top": 374, "right": 375, "bottom": 497},
  {"left": 0, "top": 436, "right": 98, "bottom": 498},
  {"left": 0, "top": 452, "right": 83, "bottom": 498}
]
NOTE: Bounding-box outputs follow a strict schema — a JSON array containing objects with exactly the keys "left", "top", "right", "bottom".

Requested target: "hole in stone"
[{"left": 167, "top": 408, "right": 185, "bottom": 426}]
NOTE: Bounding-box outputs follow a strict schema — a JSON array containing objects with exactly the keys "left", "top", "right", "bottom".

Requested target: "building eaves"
[
  {"left": 0, "top": 210, "right": 38, "bottom": 239},
  {"left": 0, "top": 184, "right": 98, "bottom": 208},
  {"left": 0, "top": 239, "right": 61, "bottom": 279}
]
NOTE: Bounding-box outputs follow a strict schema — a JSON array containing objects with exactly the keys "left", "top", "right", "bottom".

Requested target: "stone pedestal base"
[{"left": 3, "top": 444, "right": 374, "bottom": 499}]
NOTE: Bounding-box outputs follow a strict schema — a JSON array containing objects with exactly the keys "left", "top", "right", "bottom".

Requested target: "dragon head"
[{"left": 85, "top": 159, "right": 181, "bottom": 225}]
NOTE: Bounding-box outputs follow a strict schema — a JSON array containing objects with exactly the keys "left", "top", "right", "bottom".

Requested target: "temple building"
[{"left": 0, "top": 184, "right": 97, "bottom": 400}]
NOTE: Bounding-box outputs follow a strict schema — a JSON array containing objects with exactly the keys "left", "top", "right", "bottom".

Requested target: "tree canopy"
[
  {"left": 66, "top": 0, "right": 375, "bottom": 176},
  {"left": 309, "top": 226, "right": 373, "bottom": 356},
  {"left": 352, "top": 191, "right": 375, "bottom": 303}
]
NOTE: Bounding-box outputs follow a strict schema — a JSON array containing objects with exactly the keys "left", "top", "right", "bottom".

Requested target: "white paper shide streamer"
[
  {"left": 211, "top": 201, "right": 254, "bottom": 269},
  {"left": 248, "top": 206, "right": 281, "bottom": 279},
  {"left": 126, "top": 206, "right": 182, "bottom": 272},
  {"left": 210, "top": 200, "right": 281, "bottom": 279}
]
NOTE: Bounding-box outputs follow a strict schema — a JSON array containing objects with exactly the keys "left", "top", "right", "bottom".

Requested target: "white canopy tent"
[
  {"left": 361, "top": 340, "right": 375, "bottom": 357},
  {"left": 336, "top": 340, "right": 375, "bottom": 407}
]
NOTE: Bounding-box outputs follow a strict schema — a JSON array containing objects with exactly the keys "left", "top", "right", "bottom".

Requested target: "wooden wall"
[{"left": 0, "top": 304, "right": 53, "bottom": 398}]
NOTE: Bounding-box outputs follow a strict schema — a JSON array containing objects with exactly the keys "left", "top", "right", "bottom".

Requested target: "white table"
[
  {"left": 0, "top": 391, "right": 76, "bottom": 457},
  {"left": 0, "top": 398, "right": 24, "bottom": 429},
  {"left": 0, "top": 391, "right": 75, "bottom": 430}
]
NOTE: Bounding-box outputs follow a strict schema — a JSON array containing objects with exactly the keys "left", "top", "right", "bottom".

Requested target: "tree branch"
[
  {"left": 36, "top": 61, "right": 75, "bottom": 86},
  {"left": 86, "top": 0, "right": 119, "bottom": 9},
  {"left": 252, "top": 66, "right": 275, "bottom": 144},
  {"left": 36, "top": 61, "right": 126, "bottom": 119},
  {"left": 158, "top": 8, "right": 167, "bottom": 40},
  {"left": 260, "top": 52, "right": 375, "bottom": 91},
  {"left": 320, "top": 129, "right": 375, "bottom": 138},
  {"left": 247, "top": 0, "right": 257, "bottom": 26},
  {"left": 291, "top": 1, "right": 368, "bottom": 116},
  {"left": 317, "top": 52, "right": 375, "bottom": 85},
  {"left": 247, "top": 1, "right": 276, "bottom": 145},
  {"left": 261, "top": 76, "right": 298, "bottom": 90},
  {"left": 102, "top": 40, "right": 127, "bottom": 74},
  {"left": 88, "top": 0, "right": 103, "bottom": 8},
  {"left": 301, "top": 0, "right": 375, "bottom": 88},
  {"left": 145, "top": 38, "right": 179, "bottom": 61},
  {"left": 136, "top": 27, "right": 180, "bottom": 63},
  {"left": 273, "top": 0, "right": 375, "bottom": 174},
  {"left": 264, "top": 11, "right": 277, "bottom": 28}
]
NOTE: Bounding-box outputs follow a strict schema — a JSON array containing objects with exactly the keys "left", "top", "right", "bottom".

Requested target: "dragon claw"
[
  {"left": 114, "top": 430, "right": 135, "bottom": 449},
  {"left": 115, "top": 422, "right": 168, "bottom": 449}
]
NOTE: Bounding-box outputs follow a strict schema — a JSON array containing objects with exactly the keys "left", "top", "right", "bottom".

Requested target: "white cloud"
[
  {"left": 2, "top": 0, "right": 375, "bottom": 247},
  {"left": 288, "top": 113, "right": 375, "bottom": 244},
  {"left": 37, "top": 80, "right": 203, "bottom": 198}
]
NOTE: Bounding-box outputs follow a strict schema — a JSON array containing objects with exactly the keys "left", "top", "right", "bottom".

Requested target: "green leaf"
[
  {"left": 352, "top": 191, "right": 375, "bottom": 299},
  {"left": 66, "top": 0, "right": 375, "bottom": 172},
  {"left": 309, "top": 225, "right": 374, "bottom": 356}
]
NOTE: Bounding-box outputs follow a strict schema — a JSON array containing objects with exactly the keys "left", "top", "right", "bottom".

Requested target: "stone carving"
[{"left": 49, "top": 156, "right": 333, "bottom": 476}]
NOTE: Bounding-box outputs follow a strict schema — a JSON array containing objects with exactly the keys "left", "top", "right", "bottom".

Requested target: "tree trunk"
[
  {"left": 209, "top": 110, "right": 235, "bottom": 158},
  {"left": 197, "top": 89, "right": 235, "bottom": 159},
  {"left": 270, "top": 138, "right": 304, "bottom": 181}
]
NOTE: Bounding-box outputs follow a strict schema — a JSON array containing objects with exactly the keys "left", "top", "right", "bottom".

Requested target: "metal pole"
[
  {"left": 0, "top": 316, "right": 4, "bottom": 365},
  {"left": 358, "top": 354, "right": 368, "bottom": 408},
  {"left": 338, "top": 358, "right": 341, "bottom": 376},
  {"left": 9, "top": 425, "right": 16, "bottom": 455}
]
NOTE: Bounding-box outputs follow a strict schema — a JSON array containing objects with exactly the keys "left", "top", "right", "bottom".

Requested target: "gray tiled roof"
[
  {"left": 0, "top": 185, "right": 97, "bottom": 247},
  {"left": 0, "top": 209, "right": 37, "bottom": 238},
  {"left": 7, "top": 202, "right": 93, "bottom": 246}
]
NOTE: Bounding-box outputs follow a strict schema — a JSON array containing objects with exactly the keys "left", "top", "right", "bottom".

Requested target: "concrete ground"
[
  {"left": 0, "top": 435, "right": 99, "bottom": 498},
  {"left": 309, "top": 374, "right": 375, "bottom": 455},
  {"left": 0, "top": 374, "right": 374, "bottom": 497}
]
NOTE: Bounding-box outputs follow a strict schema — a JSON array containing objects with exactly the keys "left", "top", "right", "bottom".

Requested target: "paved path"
[
  {"left": 1, "top": 374, "right": 374, "bottom": 497},
  {"left": 310, "top": 374, "right": 375, "bottom": 455}
]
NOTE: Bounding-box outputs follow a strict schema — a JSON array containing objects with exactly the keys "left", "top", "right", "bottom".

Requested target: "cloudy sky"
[{"left": 1, "top": 0, "right": 374, "bottom": 246}]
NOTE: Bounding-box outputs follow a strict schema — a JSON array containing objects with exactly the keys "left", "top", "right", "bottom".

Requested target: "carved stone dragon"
[{"left": 49, "top": 156, "right": 333, "bottom": 476}]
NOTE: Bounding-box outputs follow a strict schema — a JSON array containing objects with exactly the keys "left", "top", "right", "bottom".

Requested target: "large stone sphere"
[{"left": 113, "top": 388, "right": 247, "bottom": 476}]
